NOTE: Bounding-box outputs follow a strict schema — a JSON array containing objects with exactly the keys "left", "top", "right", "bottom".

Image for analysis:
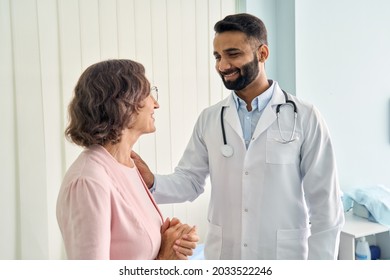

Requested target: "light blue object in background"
[
  {"left": 189, "top": 244, "right": 205, "bottom": 260},
  {"left": 341, "top": 192, "right": 354, "bottom": 212},
  {"left": 342, "top": 185, "right": 390, "bottom": 227}
]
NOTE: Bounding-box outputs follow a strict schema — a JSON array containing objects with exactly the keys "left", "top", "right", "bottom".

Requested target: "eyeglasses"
[{"left": 150, "top": 86, "right": 158, "bottom": 101}]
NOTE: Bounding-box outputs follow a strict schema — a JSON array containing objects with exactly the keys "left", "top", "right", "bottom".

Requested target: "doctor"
[{"left": 132, "top": 13, "right": 345, "bottom": 259}]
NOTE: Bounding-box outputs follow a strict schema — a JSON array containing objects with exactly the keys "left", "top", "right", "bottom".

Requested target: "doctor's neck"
[{"left": 235, "top": 76, "right": 270, "bottom": 111}]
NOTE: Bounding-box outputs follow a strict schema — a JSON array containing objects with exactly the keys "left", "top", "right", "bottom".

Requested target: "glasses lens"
[{"left": 151, "top": 86, "right": 158, "bottom": 101}]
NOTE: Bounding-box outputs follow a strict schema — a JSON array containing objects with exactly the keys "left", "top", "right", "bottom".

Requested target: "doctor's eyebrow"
[{"left": 215, "top": 48, "right": 242, "bottom": 54}]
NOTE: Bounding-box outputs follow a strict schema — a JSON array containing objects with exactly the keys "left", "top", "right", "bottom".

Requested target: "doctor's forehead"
[{"left": 213, "top": 31, "right": 253, "bottom": 53}]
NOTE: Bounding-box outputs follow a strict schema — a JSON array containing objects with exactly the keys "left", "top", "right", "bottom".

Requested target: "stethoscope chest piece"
[{"left": 221, "top": 144, "right": 234, "bottom": 158}]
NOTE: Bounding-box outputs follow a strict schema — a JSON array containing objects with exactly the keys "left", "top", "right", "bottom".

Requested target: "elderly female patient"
[{"left": 56, "top": 59, "right": 198, "bottom": 260}]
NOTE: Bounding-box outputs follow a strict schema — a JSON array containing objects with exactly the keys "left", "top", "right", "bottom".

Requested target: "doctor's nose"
[{"left": 216, "top": 58, "right": 232, "bottom": 72}]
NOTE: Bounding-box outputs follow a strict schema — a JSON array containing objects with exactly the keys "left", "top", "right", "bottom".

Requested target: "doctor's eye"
[{"left": 227, "top": 52, "right": 240, "bottom": 57}]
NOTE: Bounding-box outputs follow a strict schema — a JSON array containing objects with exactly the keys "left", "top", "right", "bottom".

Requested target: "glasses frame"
[{"left": 150, "top": 86, "right": 158, "bottom": 101}]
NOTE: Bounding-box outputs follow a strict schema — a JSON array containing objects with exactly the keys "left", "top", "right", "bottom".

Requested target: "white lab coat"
[{"left": 153, "top": 81, "right": 345, "bottom": 260}]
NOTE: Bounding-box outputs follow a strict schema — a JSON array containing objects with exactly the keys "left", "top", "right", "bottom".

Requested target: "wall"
[
  {"left": 295, "top": 0, "right": 390, "bottom": 189},
  {"left": 240, "top": 0, "right": 296, "bottom": 94},
  {"left": 0, "top": 0, "right": 236, "bottom": 259}
]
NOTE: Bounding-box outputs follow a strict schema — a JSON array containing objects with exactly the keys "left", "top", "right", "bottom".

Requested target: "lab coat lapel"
[
  {"left": 252, "top": 85, "right": 285, "bottom": 139},
  {"left": 222, "top": 95, "right": 243, "bottom": 139}
]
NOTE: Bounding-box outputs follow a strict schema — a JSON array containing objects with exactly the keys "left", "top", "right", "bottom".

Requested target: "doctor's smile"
[{"left": 220, "top": 69, "right": 240, "bottom": 80}]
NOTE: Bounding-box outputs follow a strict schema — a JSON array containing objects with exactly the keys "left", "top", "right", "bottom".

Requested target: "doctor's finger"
[{"left": 130, "top": 150, "right": 141, "bottom": 160}]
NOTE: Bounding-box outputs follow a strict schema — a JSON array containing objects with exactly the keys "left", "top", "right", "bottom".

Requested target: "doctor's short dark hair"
[
  {"left": 65, "top": 59, "right": 150, "bottom": 147},
  {"left": 214, "top": 13, "right": 268, "bottom": 46}
]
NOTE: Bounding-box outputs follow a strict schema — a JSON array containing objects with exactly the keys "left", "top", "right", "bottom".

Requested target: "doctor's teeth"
[{"left": 224, "top": 71, "right": 238, "bottom": 77}]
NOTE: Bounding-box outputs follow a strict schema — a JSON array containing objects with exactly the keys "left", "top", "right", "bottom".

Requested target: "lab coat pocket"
[
  {"left": 266, "top": 130, "right": 300, "bottom": 164},
  {"left": 204, "top": 222, "right": 222, "bottom": 260},
  {"left": 276, "top": 228, "right": 310, "bottom": 260}
]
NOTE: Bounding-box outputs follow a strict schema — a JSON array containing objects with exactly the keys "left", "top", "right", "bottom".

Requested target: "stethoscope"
[{"left": 220, "top": 90, "right": 298, "bottom": 158}]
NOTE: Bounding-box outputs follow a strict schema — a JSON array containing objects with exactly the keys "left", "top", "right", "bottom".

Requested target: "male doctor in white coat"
[{"left": 132, "top": 13, "right": 345, "bottom": 260}]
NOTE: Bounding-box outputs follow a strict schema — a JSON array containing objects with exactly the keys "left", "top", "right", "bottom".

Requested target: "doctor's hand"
[
  {"left": 157, "top": 218, "right": 199, "bottom": 260},
  {"left": 130, "top": 151, "right": 154, "bottom": 188}
]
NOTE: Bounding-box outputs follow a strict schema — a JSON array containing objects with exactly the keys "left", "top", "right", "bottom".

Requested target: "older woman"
[{"left": 56, "top": 59, "right": 198, "bottom": 260}]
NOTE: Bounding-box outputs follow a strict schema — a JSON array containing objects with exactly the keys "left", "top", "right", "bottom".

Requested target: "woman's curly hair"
[{"left": 65, "top": 59, "right": 150, "bottom": 147}]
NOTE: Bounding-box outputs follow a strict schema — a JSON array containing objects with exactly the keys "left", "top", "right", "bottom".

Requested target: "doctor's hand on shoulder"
[
  {"left": 157, "top": 217, "right": 199, "bottom": 260},
  {"left": 131, "top": 151, "right": 154, "bottom": 189}
]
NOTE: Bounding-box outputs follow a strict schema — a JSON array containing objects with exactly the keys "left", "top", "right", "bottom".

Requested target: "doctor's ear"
[{"left": 258, "top": 44, "right": 269, "bottom": 62}]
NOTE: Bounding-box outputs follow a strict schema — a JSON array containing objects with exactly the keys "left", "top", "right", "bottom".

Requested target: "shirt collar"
[{"left": 232, "top": 80, "right": 275, "bottom": 112}]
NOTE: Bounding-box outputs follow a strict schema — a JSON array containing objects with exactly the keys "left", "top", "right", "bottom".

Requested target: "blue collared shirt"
[{"left": 232, "top": 81, "right": 274, "bottom": 149}]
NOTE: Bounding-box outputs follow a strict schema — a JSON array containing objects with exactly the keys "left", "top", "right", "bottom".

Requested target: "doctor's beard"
[{"left": 219, "top": 53, "right": 260, "bottom": 91}]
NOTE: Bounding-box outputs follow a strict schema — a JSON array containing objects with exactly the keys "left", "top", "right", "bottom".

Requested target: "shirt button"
[
  {"left": 245, "top": 171, "right": 249, "bottom": 175},
  {"left": 244, "top": 243, "right": 248, "bottom": 247},
  {"left": 244, "top": 208, "right": 248, "bottom": 212}
]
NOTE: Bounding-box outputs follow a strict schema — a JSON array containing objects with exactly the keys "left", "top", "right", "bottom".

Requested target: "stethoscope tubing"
[
  {"left": 275, "top": 90, "right": 298, "bottom": 144},
  {"left": 220, "top": 106, "right": 234, "bottom": 157},
  {"left": 220, "top": 90, "right": 298, "bottom": 157},
  {"left": 221, "top": 106, "right": 228, "bottom": 145}
]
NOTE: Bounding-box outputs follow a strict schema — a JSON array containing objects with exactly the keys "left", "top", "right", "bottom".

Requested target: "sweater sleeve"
[{"left": 57, "top": 177, "right": 111, "bottom": 259}]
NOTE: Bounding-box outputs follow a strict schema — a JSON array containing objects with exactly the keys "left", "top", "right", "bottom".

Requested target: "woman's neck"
[{"left": 104, "top": 131, "right": 138, "bottom": 168}]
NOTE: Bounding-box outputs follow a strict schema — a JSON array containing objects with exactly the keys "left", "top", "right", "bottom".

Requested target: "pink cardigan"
[{"left": 56, "top": 145, "right": 163, "bottom": 259}]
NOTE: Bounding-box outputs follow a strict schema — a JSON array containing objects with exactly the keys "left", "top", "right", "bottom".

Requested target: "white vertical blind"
[
  {"left": 0, "top": 0, "right": 17, "bottom": 260},
  {"left": 0, "top": 0, "right": 236, "bottom": 259},
  {"left": 11, "top": 0, "right": 48, "bottom": 260},
  {"left": 37, "top": 0, "right": 64, "bottom": 259}
]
